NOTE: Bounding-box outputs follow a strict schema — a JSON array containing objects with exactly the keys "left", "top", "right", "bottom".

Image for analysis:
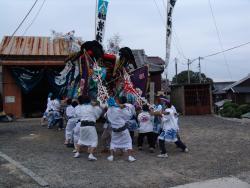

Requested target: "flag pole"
[{"left": 95, "top": 0, "right": 98, "bottom": 39}]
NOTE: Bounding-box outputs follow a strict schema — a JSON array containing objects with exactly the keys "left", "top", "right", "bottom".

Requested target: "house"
[
  {"left": 213, "top": 81, "right": 235, "bottom": 102},
  {"left": 171, "top": 83, "right": 213, "bottom": 115},
  {"left": 132, "top": 50, "right": 164, "bottom": 94},
  {"left": 223, "top": 74, "right": 250, "bottom": 104},
  {"left": 0, "top": 36, "right": 70, "bottom": 117}
]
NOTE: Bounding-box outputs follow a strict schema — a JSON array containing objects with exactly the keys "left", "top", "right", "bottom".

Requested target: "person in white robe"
[
  {"left": 47, "top": 96, "right": 63, "bottom": 130},
  {"left": 120, "top": 96, "right": 138, "bottom": 143},
  {"left": 74, "top": 96, "right": 103, "bottom": 161},
  {"left": 157, "top": 103, "right": 188, "bottom": 158},
  {"left": 64, "top": 99, "right": 79, "bottom": 146},
  {"left": 41, "top": 92, "right": 53, "bottom": 126},
  {"left": 106, "top": 97, "right": 136, "bottom": 162}
]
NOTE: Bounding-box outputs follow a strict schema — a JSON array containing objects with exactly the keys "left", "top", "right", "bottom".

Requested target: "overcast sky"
[{"left": 0, "top": 0, "right": 250, "bottom": 81}]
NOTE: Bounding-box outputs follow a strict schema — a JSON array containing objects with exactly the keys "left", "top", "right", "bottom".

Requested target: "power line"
[
  {"left": 202, "top": 41, "right": 250, "bottom": 58},
  {"left": 208, "top": 0, "right": 232, "bottom": 80},
  {"left": 10, "top": 0, "right": 39, "bottom": 38},
  {"left": 22, "top": 0, "right": 46, "bottom": 35}
]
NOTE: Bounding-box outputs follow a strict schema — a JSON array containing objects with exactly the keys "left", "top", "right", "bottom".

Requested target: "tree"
[
  {"left": 106, "top": 34, "right": 121, "bottom": 54},
  {"left": 172, "top": 70, "right": 213, "bottom": 84}
]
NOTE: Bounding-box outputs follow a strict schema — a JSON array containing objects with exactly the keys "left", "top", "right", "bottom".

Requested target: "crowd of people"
[{"left": 41, "top": 93, "right": 188, "bottom": 162}]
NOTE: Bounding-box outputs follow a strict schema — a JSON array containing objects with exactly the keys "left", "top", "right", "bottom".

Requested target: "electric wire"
[
  {"left": 10, "top": 0, "right": 39, "bottom": 38},
  {"left": 208, "top": 0, "right": 232, "bottom": 80},
  {"left": 22, "top": 0, "right": 46, "bottom": 35}
]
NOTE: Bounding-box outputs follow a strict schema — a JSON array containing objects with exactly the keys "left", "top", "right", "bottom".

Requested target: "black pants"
[
  {"left": 129, "top": 131, "right": 135, "bottom": 144},
  {"left": 54, "top": 118, "right": 63, "bottom": 129},
  {"left": 159, "top": 135, "right": 187, "bottom": 154},
  {"left": 138, "top": 132, "right": 155, "bottom": 148}
]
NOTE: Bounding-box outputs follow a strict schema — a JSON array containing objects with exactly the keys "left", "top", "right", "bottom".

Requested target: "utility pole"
[
  {"left": 187, "top": 59, "right": 190, "bottom": 84},
  {"left": 198, "top": 57, "right": 203, "bottom": 83},
  {"left": 175, "top": 58, "right": 178, "bottom": 84}
]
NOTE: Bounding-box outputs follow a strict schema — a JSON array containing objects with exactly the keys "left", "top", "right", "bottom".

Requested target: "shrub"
[{"left": 237, "top": 104, "right": 250, "bottom": 115}]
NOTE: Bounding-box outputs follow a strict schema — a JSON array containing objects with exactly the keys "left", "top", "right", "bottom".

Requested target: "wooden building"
[
  {"left": 171, "top": 84, "right": 213, "bottom": 115},
  {"left": 223, "top": 74, "right": 250, "bottom": 104},
  {"left": 132, "top": 50, "right": 164, "bottom": 94},
  {"left": 0, "top": 36, "right": 70, "bottom": 118}
]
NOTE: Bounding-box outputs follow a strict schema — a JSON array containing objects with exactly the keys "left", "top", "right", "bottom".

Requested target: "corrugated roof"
[{"left": 0, "top": 36, "right": 70, "bottom": 56}]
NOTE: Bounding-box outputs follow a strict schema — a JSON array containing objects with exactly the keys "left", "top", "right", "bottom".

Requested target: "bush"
[
  {"left": 237, "top": 104, "right": 250, "bottom": 115},
  {"left": 223, "top": 101, "right": 238, "bottom": 109},
  {"left": 219, "top": 102, "right": 250, "bottom": 119}
]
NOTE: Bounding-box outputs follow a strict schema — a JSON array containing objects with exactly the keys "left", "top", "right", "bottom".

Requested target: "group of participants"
[{"left": 42, "top": 93, "right": 188, "bottom": 162}]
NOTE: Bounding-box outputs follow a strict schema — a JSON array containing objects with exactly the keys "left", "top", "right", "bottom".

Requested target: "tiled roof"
[
  {"left": 132, "top": 49, "right": 164, "bottom": 73},
  {"left": 223, "top": 74, "right": 250, "bottom": 91}
]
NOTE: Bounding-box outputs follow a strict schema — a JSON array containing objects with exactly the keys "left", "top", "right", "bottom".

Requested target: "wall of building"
[
  {"left": 150, "top": 74, "right": 161, "bottom": 94},
  {"left": 170, "top": 86, "right": 185, "bottom": 114},
  {"left": 2, "top": 66, "right": 22, "bottom": 117}
]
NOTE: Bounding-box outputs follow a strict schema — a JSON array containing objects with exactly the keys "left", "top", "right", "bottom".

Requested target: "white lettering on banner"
[{"left": 95, "top": 0, "right": 109, "bottom": 44}]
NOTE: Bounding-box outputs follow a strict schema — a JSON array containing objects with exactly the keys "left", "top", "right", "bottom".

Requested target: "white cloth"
[
  {"left": 106, "top": 107, "right": 131, "bottom": 129},
  {"left": 45, "top": 98, "right": 52, "bottom": 113},
  {"left": 110, "top": 129, "right": 132, "bottom": 150},
  {"left": 125, "top": 103, "right": 136, "bottom": 119},
  {"left": 107, "top": 106, "right": 132, "bottom": 150},
  {"left": 65, "top": 118, "right": 78, "bottom": 141},
  {"left": 73, "top": 122, "right": 81, "bottom": 144},
  {"left": 158, "top": 108, "right": 178, "bottom": 142},
  {"left": 51, "top": 99, "right": 61, "bottom": 112},
  {"left": 76, "top": 104, "right": 102, "bottom": 148},
  {"left": 138, "top": 111, "right": 154, "bottom": 133},
  {"left": 66, "top": 105, "right": 75, "bottom": 119},
  {"left": 78, "top": 126, "right": 98, "bottom": 147},
  {"left": 75, "top": 104, "right": 102, "bottom": 122}
]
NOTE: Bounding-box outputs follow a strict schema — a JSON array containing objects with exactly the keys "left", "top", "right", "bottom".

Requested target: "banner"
[
  {"left": 130, "top": 66, "right": 148, "bottom": 97},
  {"left": 165, "top": 0, "right": 177, "bottom": 73},
  {"left": 95, "top": 0, "right": 109, "bottom": 44},
  {"left": 11, "top": 68, "right": 44, "bottom": 94}
]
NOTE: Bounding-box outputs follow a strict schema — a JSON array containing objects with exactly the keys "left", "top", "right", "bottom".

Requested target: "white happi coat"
[
  {"left": 76, "top": 104, "right": 102, "bottom": 147},
  {"left": 137, "top": 111, "right": 154, "bottom": 133},
  {"left": 158, "top": 108, "right": 179, "bottom": 142},
  {"left": 107, "top": 106, "right": 132, "bottom": 150}
]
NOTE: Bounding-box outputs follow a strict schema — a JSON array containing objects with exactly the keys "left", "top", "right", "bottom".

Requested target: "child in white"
[
  {"left": 106, "top": 97, "right": 136, "bottom": 162},
  {"left": 64, "top": 99, "right": 78, "bottom": 145},
  {"left": 137, "top": 104, "right": 155, "bottom": 152}
]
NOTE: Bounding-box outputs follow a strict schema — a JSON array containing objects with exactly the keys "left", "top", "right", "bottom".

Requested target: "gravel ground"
[{"left": 0, "top": 116, "right": 250, "bottom": 188}]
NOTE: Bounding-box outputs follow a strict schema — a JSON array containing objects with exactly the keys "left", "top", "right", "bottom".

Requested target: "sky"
[{"left": 0, "top": 0, "right": 250, "bottom": 82}]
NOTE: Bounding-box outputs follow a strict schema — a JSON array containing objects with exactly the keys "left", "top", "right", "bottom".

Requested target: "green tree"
[{"left": 172, "top": 70, "right": 213, "bottom": 84}]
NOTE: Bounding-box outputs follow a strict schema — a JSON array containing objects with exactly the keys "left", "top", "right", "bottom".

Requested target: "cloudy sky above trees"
[{"left": 0, "top": 0, "right": 249, "bottom": 81}]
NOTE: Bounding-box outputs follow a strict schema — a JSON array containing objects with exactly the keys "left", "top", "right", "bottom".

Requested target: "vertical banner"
[
  {"left": 165, "top": 0, "right": 177, "bottom": 75},
  {"left": 95, "top": 0, "right": 110, "bottom": 44}
]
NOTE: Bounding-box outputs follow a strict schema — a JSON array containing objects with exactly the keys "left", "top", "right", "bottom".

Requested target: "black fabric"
[
  {"left": 11, "top": 67, "right": 44, "bottom": 94},
  {"left": 137, "top": 132, "right": 155, "bottom": 148},
  {"left": 159, "top": 139, "right": 166, "bottom": 154},
  {"left": 159, "top": 135, "right": 187, "bottom": 154},
  {"left": 80, "top": 121, "right": 96, "bottom": 127},
  {"left": 112, "top": 124, "right": 128, "bottom": 132}
]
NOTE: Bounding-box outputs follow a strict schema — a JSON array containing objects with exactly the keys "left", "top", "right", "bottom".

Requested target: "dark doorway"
[{"left": 22, "top": 76, "right": 51, "bottom": 118}]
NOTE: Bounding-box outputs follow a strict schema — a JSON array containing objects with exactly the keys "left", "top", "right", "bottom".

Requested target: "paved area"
[
  {"left": 0, "top": 116, "right": 250, "bottom": 188},
  {"left": 170, "top": 177, "right": 250, "bottom": 188}
]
